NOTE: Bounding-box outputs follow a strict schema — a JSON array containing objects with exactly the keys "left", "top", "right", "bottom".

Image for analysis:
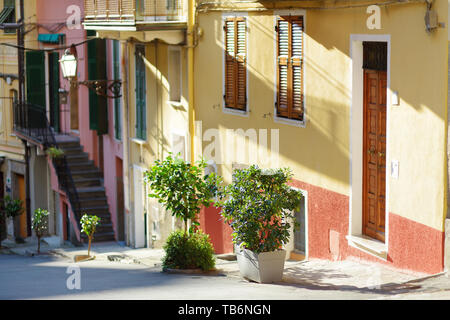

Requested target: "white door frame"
[{"left": 348, "top": 34, "right": 391, "bottom": 257}]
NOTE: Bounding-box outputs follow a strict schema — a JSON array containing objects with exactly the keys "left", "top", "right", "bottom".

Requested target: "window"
[
  {"left": 168, "top": 47, "right": 181, "bottom": 103},
  {"left": 276, "top": 16, "right": 304, "bottom": 122},
  {"left": 113, "top": 40, "right": 122, "bottom": 140},
  {"left": 224, "top": 16, "right": 247, "bottom": 111},
  {"left": 0, "top": 0, "right": 15, "bottom": 34}
]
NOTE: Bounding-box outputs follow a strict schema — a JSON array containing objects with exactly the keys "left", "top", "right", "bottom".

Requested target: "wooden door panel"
[{"left": 363, "top": 69, "right": 386, "bottom": 243}]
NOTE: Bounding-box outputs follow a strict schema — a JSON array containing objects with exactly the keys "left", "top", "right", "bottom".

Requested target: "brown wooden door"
[
  {"left": 17, "top": 175, "right": 27, "bottom": 239},
  {"left": 363, "top": 69, "right": 387, "bottom": 242}
]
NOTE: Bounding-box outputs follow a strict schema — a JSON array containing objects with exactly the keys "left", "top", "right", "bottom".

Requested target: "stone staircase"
[{"left": 56, "top": 137, "right": 115, "bottom": 242}]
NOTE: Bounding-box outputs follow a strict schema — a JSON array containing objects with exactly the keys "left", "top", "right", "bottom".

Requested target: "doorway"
[
  {"left": 362, "top": 41, "right": 387, "bottom": 243},
  {"left": 116, "top": 157, "right": 125, "bottom": 242},
  {"left": 16, "top": 174, "right": 27, "bottom": 239}
]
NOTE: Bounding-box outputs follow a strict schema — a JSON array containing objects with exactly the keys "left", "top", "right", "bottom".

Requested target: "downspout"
[
  {"left": 18, "top": 0, "right": 31, "bottom": 237},
  {"left": 121, "top": 40, "right": 131, "bottom": 245},
  {"left": 188, "top": 0, "right": 195, "bottom": 164}
]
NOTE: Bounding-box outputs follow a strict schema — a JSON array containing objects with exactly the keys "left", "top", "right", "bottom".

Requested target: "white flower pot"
[{"left": 236, "top": 247, "right": 286, "bottom": 283}]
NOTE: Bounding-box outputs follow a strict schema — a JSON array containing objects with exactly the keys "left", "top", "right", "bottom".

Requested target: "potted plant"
[
  {"left": 220, "top": 165, "right": 303, "bottom": 283},
  {"left": 31, "top": 208, "right": 49, "bottom": 254},
  {"left": 46, "top": 146, "right": 65, "bottom": 159},
  {"left": 76, "top": 214, "right": 100, "bottom": 262},
  {"left": 144, "top": 153, "right": 221, "bottom": 272},
  {"left": 0, "top": 195, "right": 24, "bottom": 247}
]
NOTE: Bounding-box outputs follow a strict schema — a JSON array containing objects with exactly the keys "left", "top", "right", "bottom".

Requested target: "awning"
[
  {"left": 0, "top": 7, "right": 14, "bottom": 24},
  {"left": 38, "top": 33, "right": 64, "bottom": 44}
]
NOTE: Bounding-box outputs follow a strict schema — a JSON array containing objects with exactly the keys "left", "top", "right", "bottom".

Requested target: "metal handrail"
[{"left": 12, "top": 101, "right": 82, "bottom": 231}]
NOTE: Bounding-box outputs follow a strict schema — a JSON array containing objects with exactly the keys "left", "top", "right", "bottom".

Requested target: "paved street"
[{"left": 1, "top": 251, "right": 449, "bottom": 300}]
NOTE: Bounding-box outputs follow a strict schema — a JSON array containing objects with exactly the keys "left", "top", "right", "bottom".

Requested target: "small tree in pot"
[
  {"left": 31, "top": 208, "right": 49, "bottom": 254},
  {"left": 80, "top": 214, "right": 101, "bottom": 258},
  {"left": 0, "top": 196, "right": 24, "bottom": 247},
  {"left": 220, "top": 165, "right": 303, "bottom": 283},
  {"left": 144, "top": 153, "right": 222, "bottom": 271}
]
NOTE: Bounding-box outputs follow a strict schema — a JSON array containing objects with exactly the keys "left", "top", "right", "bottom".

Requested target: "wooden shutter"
[
  {"left": 49, "top": 52, "right": 60, "bottom": 132},
  {"left": 276, "top": 16, "right": 304, "bottom": 121},
  {"left": 88, "top": 35, "right": 108, "bottom": 134},
  {"left": 135, "top": 45, "right": 146, "bottom": 140},
  {"left": 290, "top": 17, "right": 304, "bottom": 120},
  {"left": 113, "top": 40, "right": 121, "bottom": 140},
  {"left": 26, "top": 51, "right": 45, "bottom": 128},
  {"left": 26, "top": 51, "right": 45, "bottom": 109},
  {"left": 224, "top": 17, "right": 246, "bottom": 111},
  {"left": 276, "top": 18, "right": 289, "bottom": 118}
]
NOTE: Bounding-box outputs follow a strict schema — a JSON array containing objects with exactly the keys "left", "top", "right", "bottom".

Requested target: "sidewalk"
[{"left": 0, "top": 237, "right": 445, "bottom": 295}]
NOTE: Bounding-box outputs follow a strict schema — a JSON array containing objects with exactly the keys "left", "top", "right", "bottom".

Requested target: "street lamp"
[
  {"left": 59, "top": 44, "right": 122, "bottom": 99},
  {"left": 59, "top": 49, "right": 77, "bottom": 79}
]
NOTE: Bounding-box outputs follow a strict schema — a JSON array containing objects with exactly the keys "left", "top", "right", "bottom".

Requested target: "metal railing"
[
  {"left": 84, "top": 0, "right": 185, "bottom": 23},
  {"left": 13, "top": 101, "right": 82, "bottom": 231}
]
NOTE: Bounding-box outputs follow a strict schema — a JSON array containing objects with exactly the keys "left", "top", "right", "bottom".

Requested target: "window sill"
[
  {"left": 168, "top": 101, "right": 183, "bottom": 108},
  {"left": 131, "top": 137, "right": 146, "bottom": 145},
  {"left": 222, "top": 106, "right": 249, "bottom": 118},
  {"left": 346, "top": 234, "right": 387, "bottom": 261},
  {"left": 274, "top": 115, "right": 305, "bottom": 128}
]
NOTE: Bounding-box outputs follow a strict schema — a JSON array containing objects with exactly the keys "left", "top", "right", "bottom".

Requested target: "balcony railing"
[{"left": 84, "top": 0, "right": 185, "bottom": 24}]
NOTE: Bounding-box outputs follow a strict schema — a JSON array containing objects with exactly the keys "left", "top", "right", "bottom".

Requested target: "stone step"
[
  {"left": 71, "top": 169, "right": 102, "bottom": 180},
  {"left": 67, "top": 160, "right": 96, "bottom": 172},
  {"left": 78, "top": 197, "right": 108, "bottom": 207},
  {"left": 65, "top": 153, "right": 90, "bottom": 164},
  {"left": 74, "top": 177, "right": 102, "bottom": 188},
  {"left": 77, "top": 186, "right": 106, "bottom": 199},
  {"left": 59, "top": 146, "right": 84, "bottom": 155},
  {"left": 56, "top": 141, "right": 81, "bottom": 149},
  {"left": 82, "top": 231, "right": 115, "bottom": 242}
]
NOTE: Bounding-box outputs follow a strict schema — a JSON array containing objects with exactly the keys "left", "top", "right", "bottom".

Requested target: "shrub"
[
  {"left": 162, "top": 230, "right": 215, "bottom": 271},
  {"left": 220, "top": 165, "right": 303, "bottom": 254}
]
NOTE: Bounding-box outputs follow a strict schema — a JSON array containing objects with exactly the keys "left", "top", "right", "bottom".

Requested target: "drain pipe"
[
  {"left": 121, "top": 39, "right": 131, "bottom": 246},
  {"left": 188, "top": 0, "right": 196, "bottom": 164}
]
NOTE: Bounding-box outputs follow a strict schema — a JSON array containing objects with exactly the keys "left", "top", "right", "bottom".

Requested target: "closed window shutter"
[
  {"left": 25, "top": 51, "right": 45, "bottom": 109},
  {"left": 291, "top": 18, "right": 304, "bottom": 120},
  {"left": 277, "top": 18, "right": 289, "bottom": 118},
  {"left": 135, "top": 45, "right": 146, "bottom": 140},
  {"left": 235, "top": 18, "right": 246, "bottom": 110},
  {"left": 276, "top": 16, "right": 304, "bottom": 121},
  {"left": 224, "top": 17, "right": 246, "bottom": 111},
  {"left": 224, "top": 18, "right": 236, "bottom": 109}
]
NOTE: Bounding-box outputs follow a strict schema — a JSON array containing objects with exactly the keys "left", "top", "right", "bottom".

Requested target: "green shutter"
[
  {"left": 26, "top": 51, "right": 45, "bottom": 109},
  {"left": 2, "top": 0, "right": 15, "bottom": 33},
  {"left": 49, "top": 52, "right": 60, "bottom": 132},
  {"left": 135, "top": 45, "right": 146, "bottom": 140},
  {"left": 87, "top": 37, "right": 108, "bottom": 135},
  {"left": 113, "top": 40, "right": 121, "bottom": 140}
]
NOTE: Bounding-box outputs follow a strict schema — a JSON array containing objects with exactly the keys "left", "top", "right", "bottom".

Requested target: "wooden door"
[
  {"left": 363, "top": 69, "right": 387, "bottom": 242},
  {"left": 17, "top": 175, "right": 27, "bottom": 239}
]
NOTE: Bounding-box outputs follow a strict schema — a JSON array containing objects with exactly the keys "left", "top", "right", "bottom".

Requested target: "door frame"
[{"left": 348, "top": 34, "right": 391, "bottom": 257}]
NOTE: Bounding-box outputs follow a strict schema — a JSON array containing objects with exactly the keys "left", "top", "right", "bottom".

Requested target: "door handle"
[{"left": 378, "top": 152, "right": 385, "bottom": 157}]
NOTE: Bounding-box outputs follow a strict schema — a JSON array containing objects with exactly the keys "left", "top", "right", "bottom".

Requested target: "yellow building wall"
[
  {"left": 194, "top": 1, "right": 448, "bottom": 231},
  {"left": 0, "top": 0, "right": 38, "bottom": 161},
  {"left": 127, "top": 41, "right": 189, "bottom": 166}
]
